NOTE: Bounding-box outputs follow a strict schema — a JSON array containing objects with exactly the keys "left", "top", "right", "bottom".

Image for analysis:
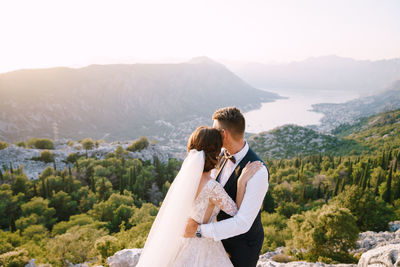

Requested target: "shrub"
[
  {"left": 0, "top": 141, "right": 9, "bottom": 150},
  {"left": 287, "top": 204, "right": 359, "bottom": 263},
  {"left": 272, "top": 253, "right": 295, "bottom": 263},
  {"left": 46, "top": 225, "right": 108, "bottom": 264},
  {"left": 127, "top": 137, "right": 149, "bottom": 152},
  {"left": 37, "top": 150, "right": 54, "bottom": 163},
  {"left": 94, "top": 235, "right": 121, "bottom": 262},
  {"left": 22, "top": 224, "right": 49, "bottom": 240},
  {"left": 27, "top": 138, "right": 54, "bottom": 149},
  {"left": 15, "top": 141, "right": 26, "bottom": 148},
  {"left": 0, "top": 248, "right": 29, "bottom": 267},
  {"left": 276, "top": 202, "right": 301, "bottom": 218},
  {"left": 260, "top": 212, "right": 290, "bottom": 253}
]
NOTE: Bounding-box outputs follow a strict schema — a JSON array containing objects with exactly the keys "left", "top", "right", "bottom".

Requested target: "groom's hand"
[{"left": 183, "top": 218, "right": 199, "bottom": 237}]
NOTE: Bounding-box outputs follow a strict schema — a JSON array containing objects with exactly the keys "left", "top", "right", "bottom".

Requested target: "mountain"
[
  {"left": 229, "top": 55, "right": 400, "bottom": 96},
  {"left": 332, "top": 108, "right": 400, "bottom": 152},
  {"left": 0, "top": 57, "right": 281, "bottom": 145},
  {"left": 309, "top": 80, "right": 400, "bottom": 132},
  {"left": 247, "top": 124, "right": 367, "bottom": 159},
  {"left": 248, "top": 107, "right": 400, "bottom": 159}
]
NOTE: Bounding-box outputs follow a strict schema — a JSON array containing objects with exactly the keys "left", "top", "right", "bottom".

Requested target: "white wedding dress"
[
  {"left": 136, "top": 150, "right": 238, "bottom": 267},
  {"left": 171, "top": 179, "right": 238, "bottom": 267}
]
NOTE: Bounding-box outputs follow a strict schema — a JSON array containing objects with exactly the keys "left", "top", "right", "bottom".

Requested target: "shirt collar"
[{"left": 224, "top": 141, "right": 249, "bottom": 164}]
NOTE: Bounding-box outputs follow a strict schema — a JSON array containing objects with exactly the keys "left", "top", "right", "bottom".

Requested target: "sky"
[{"left": 0, "top": 0, "right": 399, "bottom": 74}]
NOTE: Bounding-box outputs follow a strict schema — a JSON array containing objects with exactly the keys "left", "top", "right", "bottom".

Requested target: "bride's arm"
[{"left": 236, "top": 161, "right": 263, "bottom": 209}]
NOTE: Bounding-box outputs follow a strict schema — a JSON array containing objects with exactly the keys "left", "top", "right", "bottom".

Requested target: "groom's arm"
[{"left": 201, "top": 166, "right": 269, "bottom": 241}]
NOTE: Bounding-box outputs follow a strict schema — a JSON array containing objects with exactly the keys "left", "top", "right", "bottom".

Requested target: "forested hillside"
[
  {"left": 249, "top": 108, "right": 400, "bottom": 159},
  {"left": 1, "top": 142, "right": 399, "bottom": 265}
]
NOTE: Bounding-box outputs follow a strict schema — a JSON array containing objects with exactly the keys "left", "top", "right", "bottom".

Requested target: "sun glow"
[{"left": 0, "top": 0, "right": 399, "bottom": 74}]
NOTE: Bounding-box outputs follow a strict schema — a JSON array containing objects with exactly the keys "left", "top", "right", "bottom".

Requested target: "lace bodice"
[
  {"left": 189, "top": 179, "right": 238, "bottom": 224},
  {"left": 171, "top": 179, "right": 237, "bottom": 266}
]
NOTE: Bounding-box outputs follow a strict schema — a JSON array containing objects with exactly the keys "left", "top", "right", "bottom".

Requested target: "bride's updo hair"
[{"left": 187, "top": 126, "right": 222, "bottom": 172}]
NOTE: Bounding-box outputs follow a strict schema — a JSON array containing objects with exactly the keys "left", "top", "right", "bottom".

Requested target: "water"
[{"left": 244, "top": 89, "right": 359, "bottom": 134}]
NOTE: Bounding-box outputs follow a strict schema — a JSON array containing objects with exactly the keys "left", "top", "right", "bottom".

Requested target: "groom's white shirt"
[{"left": 200, "top": 141, "right": 269, "bottom": 241}]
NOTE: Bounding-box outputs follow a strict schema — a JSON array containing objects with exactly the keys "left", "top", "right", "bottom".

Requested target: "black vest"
[{"left": 216, "top": 146, "right": 269, "bottom": 254}]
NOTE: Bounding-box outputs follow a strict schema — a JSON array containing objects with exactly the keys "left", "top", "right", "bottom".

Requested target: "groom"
[{"left": 184, "top": 106, "right": 269, "bottom": 267}]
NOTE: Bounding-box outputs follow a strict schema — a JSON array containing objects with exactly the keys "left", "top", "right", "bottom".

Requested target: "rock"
[
  {"left": 389, "top": 221, "right": 400, "bottom": 232},
  {"left": 106, "top": 248, "right": 357, "bottom": 267},
  {"left": 25, "top": 259, "right": 36, "bottom": 267},
  {"left": 357, "top": 244, "right": 400, "bottom": 267},
  {"left": 256, "top": 260, "right": 356, "bottom": 267},
  {"left": 107, "top": 248, "right": 142, "bottom": 267},
  {"left": 352, "top": 229, "right": 400, "bottom": 254}
]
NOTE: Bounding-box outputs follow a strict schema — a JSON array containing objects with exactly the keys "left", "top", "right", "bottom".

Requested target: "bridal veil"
[{"left": 136, "top": 149, "right": 205, "bottom": 266}]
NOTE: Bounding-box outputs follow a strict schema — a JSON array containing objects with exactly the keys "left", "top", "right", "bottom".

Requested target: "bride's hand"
[
  {"left": 183, "top": 218, "right": 199, "bottom": 238},
  {"left": 238, "top": 161, "right": 263, "bottom": 186}
]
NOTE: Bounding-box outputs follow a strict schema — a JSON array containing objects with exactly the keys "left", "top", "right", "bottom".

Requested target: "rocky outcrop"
[
  {"left": 107, "top": 249, "right": 142, "bottom": 267},
  {"left": 105, "top": 248, "right": 358, "bottom": 267},
  {"left": 0, "top": 141, "right": 175, "bottom": 180},
  {"left": 352, "top": 229, "right": 400, "bottom": 254},
  {"left": 106, "top": 223, "right": 400, "bottom": 267},
  {"left": 357, "top": 244, "right": 400, "bottom": 267}
]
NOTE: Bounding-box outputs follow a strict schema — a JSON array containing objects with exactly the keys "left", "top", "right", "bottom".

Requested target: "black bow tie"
[{"left": 223, "top": 150, "right": 236, "bottom": 164}]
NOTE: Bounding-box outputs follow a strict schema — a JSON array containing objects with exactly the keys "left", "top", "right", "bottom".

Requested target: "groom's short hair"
[{"left": 212, "top": 106, "right": 245, "bottom": 140}]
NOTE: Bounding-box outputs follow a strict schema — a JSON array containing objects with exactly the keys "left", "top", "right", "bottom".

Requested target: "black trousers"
[{"left": 222, "top": 234, "right": 264, "bottom": 267}]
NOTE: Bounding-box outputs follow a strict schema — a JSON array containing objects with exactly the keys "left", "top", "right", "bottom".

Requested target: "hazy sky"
[{"left": 1, "top": 0, "right": 399, "bottom": 73}]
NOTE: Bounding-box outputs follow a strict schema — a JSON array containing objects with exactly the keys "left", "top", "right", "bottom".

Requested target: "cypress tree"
[
  {"left": 383, "top": 167, "right": 393, "bottom": 204},
  {"left": 33, "top": 182, "right": 37, "bottom": 196},
  {"left": 381, "top": 150, "right": 386, "bottom": 169},
  {"left": 393, "top": 176, "right": 400, "bottom": 200},
  {"left": 317, "top": 183, "right": 323, "bottom": 199},
  {"left": 46, "top": 179, "right": 51, "bottom": 198},
  {"left": 361, "top": 159, "right": 370, "bottom": 190},
  {"left": 389, "top": 149, "right": 393, "bottom": 164},
  {"left": 396, "top": 152, "right": 400, "bottom": 172},
  {"left": 340, "top": 178, "right": 346, "bottom": 193},
  {"left": 92, "top": 176, "right": 96, "bottom": 193},
  {"left": 262, "top": 190, "right": 275, "bottom": 213},
  {"left": 9, "top": 162, "right": 13, "bottom": 174},
  {"left": 68, "top": 175, "right": 73, "bottom": 193},
  {"left": 41, "top": 178, "right": 46, "bottom": 198},
  {"left": 347, "top": 160, "right": 353, "bottom": 184},
  {"left": 333, "top": 179, "right": 340, "bottom": 196},
  {"left": 295, "top": 157, "right": 300, "bottom": 168},
  {"left": 99, "top": 178, "right": 106, "bottom": 200}
]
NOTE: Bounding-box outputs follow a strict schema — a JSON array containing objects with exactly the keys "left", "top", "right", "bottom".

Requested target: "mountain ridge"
[{"left": 0, "top": 57, "right": 281, "bottom": 144}]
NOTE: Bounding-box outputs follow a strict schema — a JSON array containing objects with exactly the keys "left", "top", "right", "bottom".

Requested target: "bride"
[{"left": 136, "top": 126, "right": 262, "bottom": 267}]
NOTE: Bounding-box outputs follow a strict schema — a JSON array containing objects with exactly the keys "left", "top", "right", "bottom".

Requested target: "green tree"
[
  {"left": 81, "top": 138, "right": 94, "bottom": 158},
  {"left": 330, "top": 185, "right": 395, "bottom": 231},
  {"left": 287, "top": 204, "right": 358, "bottom": 263},
  {"left": 49, "top": 191, "right": 78, "bottom": 221},
  {"left": 15, "top": 197, "right": 56, "bottom": 231}
]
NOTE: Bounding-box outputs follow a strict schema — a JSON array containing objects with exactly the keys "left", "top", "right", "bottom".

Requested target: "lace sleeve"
[{"left": 209, "top": 181, "right": 238, "bottom": 216}]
